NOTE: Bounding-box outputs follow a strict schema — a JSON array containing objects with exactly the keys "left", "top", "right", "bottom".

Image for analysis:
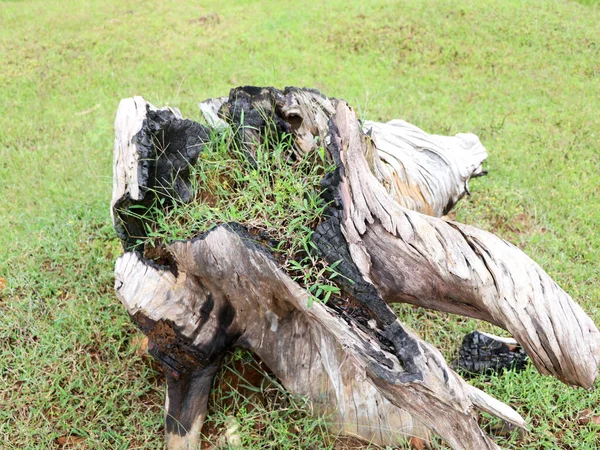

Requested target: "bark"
[{"left": 111, "top": 87, "right": 599, "bottom": 450}]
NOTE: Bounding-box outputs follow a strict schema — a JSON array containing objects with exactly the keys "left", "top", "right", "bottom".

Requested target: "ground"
[{"left": 1, "top": 0, "right": 599, "bottom": 448}]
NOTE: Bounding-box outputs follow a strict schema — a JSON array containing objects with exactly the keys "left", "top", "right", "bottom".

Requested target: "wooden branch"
[
  {"left": 331, "top": 100, "right": 600, "bottom": 388},
  {"left": 364, "top": 119, "right": 487, "bottom": 216}
]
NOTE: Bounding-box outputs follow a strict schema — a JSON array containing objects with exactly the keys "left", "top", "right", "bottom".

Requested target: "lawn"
[{"left": 1, "top": 0, "right": 599, "bottom": 448}]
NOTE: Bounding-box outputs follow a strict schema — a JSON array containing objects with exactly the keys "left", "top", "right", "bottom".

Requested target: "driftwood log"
[{"left": 111, "top": 87, "right": 600, "bottom": 450}]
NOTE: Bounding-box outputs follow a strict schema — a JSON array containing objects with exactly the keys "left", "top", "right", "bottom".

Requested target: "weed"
[
  {"left": 203, "top": 349, "right": 335, "bottom": 449},
  {"left": 131, "top": 124, "right": 342, "bottom": 306}
]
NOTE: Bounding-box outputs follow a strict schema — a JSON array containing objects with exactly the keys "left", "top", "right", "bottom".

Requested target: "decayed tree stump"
[{"left": 111, "top": 87, "right": 600, "bottom": 450}]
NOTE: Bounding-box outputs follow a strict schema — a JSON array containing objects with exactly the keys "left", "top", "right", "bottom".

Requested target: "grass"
[
  {"left": 134, "top": 125, "right": 341, "bottom": 306},
  {"left": 199, "top": 349, "right": 337, "bottom": 449},
  {"left": 1, "top": 0, "right": 599, "bottom": 448}
]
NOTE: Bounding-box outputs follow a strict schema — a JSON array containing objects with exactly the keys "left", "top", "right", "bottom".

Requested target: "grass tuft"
[{"left": 129, "top": 124, "right": 342, "bottom": 306}]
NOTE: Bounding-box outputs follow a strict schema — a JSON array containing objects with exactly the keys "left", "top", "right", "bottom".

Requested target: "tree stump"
[{"left": 111, "top": 87, "right": 600, "bottom": 450}]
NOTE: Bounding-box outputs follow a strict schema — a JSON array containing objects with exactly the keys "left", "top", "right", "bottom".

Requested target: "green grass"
[
  {"left": 1, "top": 0, "right": 599, "bottom": 448},
  {"left": 133, "top": 126, "right": 341, "bottom": 306},
  {"left": 200, "top": 349, "right": 339, "bottom": 450}
]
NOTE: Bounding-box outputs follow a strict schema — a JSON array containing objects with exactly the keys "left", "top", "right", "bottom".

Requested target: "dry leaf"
[
  {"left": 578, "top": 409, "right": 600, "bottom": 426},
  {"left": 56, "top": 436, "right": 85, "bottom": 448},
  {"left": 410, "top": 436, "right": 427, "bottom": 450},
  {"left": 130, "top": 334, "right": 149, "bottom": 358}
]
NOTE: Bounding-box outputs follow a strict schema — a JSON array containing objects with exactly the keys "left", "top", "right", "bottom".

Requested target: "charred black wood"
[
  {"left": 452, "top": 331, "right": 529, "bottom": 375},
  {"left": 219, "top": 86, "right": 294, "bottom": 163},
  {"left": 113, "top": 107, "right": 210, "bottom": 251}
]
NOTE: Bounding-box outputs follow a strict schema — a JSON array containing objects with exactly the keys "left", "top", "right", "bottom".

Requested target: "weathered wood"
[
  {"left": 199, "top": 87, "right": 487, "bottom": 217},
  {"left": 364, "top": 119, "right": 487, "bottom": 217},
  {"left": 115, "top": 225, "right": 525, "bottom": 450},
  {"left": 330, "top": 100, "right": 600, "bottom": 388},
  {"left": 112, "top": 87, "right": 599, "bottom": 450}
]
